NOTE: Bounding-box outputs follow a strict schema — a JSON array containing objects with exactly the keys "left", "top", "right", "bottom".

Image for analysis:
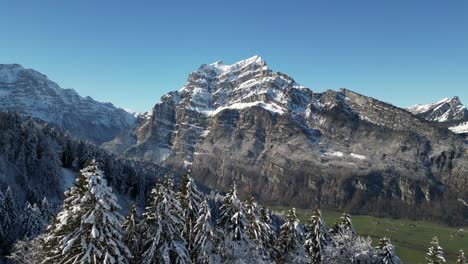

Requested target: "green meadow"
[{"left": 272, "top": 207, "right": 468, "bottom": 264}]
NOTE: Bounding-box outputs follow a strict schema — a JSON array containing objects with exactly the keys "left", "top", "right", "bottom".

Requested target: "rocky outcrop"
[
  {"left": 103, "top": 56, "right": 468, "bottom": 224},
  {"left": 0, "top": 64, "right": 135, "bottom": 143}
]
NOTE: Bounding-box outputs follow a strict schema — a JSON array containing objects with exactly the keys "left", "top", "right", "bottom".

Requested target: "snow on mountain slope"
[
  {"left": 407, "top": 96, "right": 467, "bottom": 123},
  {"left": 450, "top": 121, "right": 468, "bottom": 134},
  {"left": 0, "top": 64, "right": 135, "bottom": 143}
]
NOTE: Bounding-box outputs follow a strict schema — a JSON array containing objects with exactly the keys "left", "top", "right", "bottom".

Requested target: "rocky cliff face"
[
  {"left": 103, "top": 56, "right": 468, "bottom": 223},
  {"left": 0, "top": 64, "right": 135, "bottom": 143}
]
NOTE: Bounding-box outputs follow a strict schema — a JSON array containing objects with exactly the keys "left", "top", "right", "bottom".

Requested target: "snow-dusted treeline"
[
  {"left": 6, "top": 160, "right": 408, "bottom": 264},
  {"left": 0, "top": 112, "right": 169, "bottom": 261}
]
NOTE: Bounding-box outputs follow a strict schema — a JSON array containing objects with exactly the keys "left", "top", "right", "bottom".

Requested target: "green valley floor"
[{"left": 272, "top": 207, "right": 467, "bottom": 264}]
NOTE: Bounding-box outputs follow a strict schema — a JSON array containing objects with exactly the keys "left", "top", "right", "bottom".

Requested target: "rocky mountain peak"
[{"left": 407, "top": 96, "right": 467, "bottom": 123}]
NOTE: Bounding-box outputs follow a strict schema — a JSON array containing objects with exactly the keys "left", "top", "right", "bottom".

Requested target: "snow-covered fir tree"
[
  {"left": 218, "top": 183, "right": 269, "bottom": 263},
  {"left": 376, "top": 237, "right": 400, "bottom": 264},
  {"left": 21, "top": 202, "right": 43, "bottom": 239},
  {"left": 40, "top": 197, "right": 54, "bottom": 225},
  {"left": 246, "top": 195, "right": 262, "bottom": 244},
  {"left": 122, "top": 203, "right": 142, "bottom": 264},
  {"left": 40, "top": 160, "right": 131, "bottom": 264},
  {"left": 258, "top": 205, "right": 278, "bottom": 259},
  {"left": 0, "top": 186, "right": 19, "bottom": 249},
  {"left": 193, "top": 199, "right": 220, "bottom": 263},
  {"left": 277, "top": 208, "right": 307, "bottom": 264},
  {"left": 178, "top": 172, "right": 203, "bottom": 259},
  {"left": 9, "top": 235, "right": 43, "bottom": 264},
  {"left": 304, "top": 209, "right": 331, "bottom": 264},
  {"left": 218, "top": 183, "right": 249, "bottom": 242},
  {"left": 331, "top": 213, "right": 356, "bottom": 237},
  {"left": 139, "top": 179, "right": 190, "bottom": 264},
  {"left": 456, "top": 249, "right": 466, "bottom": 264},
  {"left": 426, "top": 237, "right": 445, "bottom": 264}
]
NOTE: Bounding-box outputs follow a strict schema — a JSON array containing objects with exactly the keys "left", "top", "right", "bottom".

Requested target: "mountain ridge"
[{"left": 0, "top": 64, "right": 135, "bottom": 144}]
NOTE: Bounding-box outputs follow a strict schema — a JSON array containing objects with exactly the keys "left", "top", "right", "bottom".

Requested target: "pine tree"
[
  {"left": 21, "top": 202, "right": 44, "bottom": 239},
  {"left": 304, "top": 209, "right": 331, "bottom": 264},
  {"left": 426, "top": 237, "right": 445, "bottom": 264},
  {"left": 277, "top": 208, "right": 307, "bottom": 264},
  {"left": 122, "top": 203, "right": 141, "bottom": 264},
  {"left": 193, "top": 199, "right": 219, "bottom": 263},
  {"left": 456, "top": 250, "right": 466, "bottom": 264},
  {"left": 331, "top": 213, "right": 355, "bottom": 237},
  {"left": 376, "top": 237, "right": 400, "bottom": 264},
  {"left": 178, "top": 172, "right": 203, "bottom": 258},
  {"left": 139, "top": 180, "right": 190, "bottom": 264},
  {"left": 40, "top": 160, "right": 131, "bottom": 264}
]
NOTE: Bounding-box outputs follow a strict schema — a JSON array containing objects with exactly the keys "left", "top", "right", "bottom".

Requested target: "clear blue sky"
[{"left": 1, "top": 0, "right": 467, "bottom": 112}]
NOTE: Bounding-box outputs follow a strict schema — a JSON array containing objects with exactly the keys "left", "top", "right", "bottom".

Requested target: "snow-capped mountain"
[
  {"left": 0, "top": 64, "right": 135, "bottom": 143},
  {"left": 103, "top": 56, "right": 468, "bottom": 222},
  {"left": 407, "top": 97, "right": 468, "bottom": 134}
]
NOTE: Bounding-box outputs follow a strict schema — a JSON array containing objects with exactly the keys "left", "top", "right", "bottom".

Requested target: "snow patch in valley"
[
  {"left": 350, "top": 153, "right": 366, "bottom": 160},
  {"left": 449, "top": 122, "right": 468, "bottom": 134},
  {"left": 323, "top": 151, "right": 344, "bottom": 157}
]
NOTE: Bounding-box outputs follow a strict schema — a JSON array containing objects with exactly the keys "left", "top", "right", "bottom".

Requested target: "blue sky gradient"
[{"left": 1, "top": 0, "right": 467, "bottom": 112}]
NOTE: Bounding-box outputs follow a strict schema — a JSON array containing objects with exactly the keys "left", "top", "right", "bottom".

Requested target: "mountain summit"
[
  {"left": 103, "top": 56, "right": 467, "bottom": 223},
  {"left": 0, "top": 64, "right": 135, "bottom": 143},
  {"left": 407, "top": 97, "right": 468, "bottom": 134}
]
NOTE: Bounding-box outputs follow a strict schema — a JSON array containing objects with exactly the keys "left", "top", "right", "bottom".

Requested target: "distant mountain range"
[
  {"left": 0, "top": 64, "right": 135, "bottom": 144},
  {"left": 1, "top": 58, "right": 467, "bottom": 224}
]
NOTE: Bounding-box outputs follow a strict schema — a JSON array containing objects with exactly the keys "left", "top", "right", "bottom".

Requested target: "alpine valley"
[{"left": 1, "top": 57, "right": 467, "bottom": 264}]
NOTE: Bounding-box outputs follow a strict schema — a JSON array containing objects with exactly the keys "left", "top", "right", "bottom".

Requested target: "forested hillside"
[
  {"left": 0, "top": 112, "right": 168, "bottom": 260},
  {"left": 6, "top": 161, "right": 410, "bottom": 264}
]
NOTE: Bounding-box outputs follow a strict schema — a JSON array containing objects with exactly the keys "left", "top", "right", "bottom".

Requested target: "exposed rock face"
[
  {"left": 0, "top": 64, "right": 135, "bottom": 143},
  {"left": 408, "top": 97, "right": 468, "bottom": 134},
  {"left": 103, "top": 56, "right": 468, "bottom": 223}
]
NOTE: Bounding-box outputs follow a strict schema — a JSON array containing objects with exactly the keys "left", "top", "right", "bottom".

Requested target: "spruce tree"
[
  {"left": 376, "top": 237, "right": 400, "bottom": 264},
  {"left": 304, "top": 209, "right": 331, "bottom": 264},
  {"left": 193, "top": 199, "right": 219, "bottom": 263},
  {"left": 139, "top": 180, "right": 190, "bottom": 264},
  {"left": 122, "top": 203, "right": 141, "bottom": 264},
  {"left": 426, "top": 237, "right": 445, "bottom": 264},
  {"left": 40, "top": 160, "right": 131, "bottom": 264},
  {"left": 178, "top": 172, "right": 203, "bottom": 258},
  {"left": 246, "top": 195, "right": 262, "bottom": 244},
  {"left": 218, "top": 183, "right": 268, "bottom": 263},
  {"left": 0, "top": 188, "right": 4, "bottom": 240},
  {"left": 258, "top": 205, "right": 277, "bottom": 259},
  {"left": 1, "top": 186, "right": 18, "bottom": 248},
  {"left": 456, "top": 250, "right": 466, "bottom": 264},
  {"left": 40, "top": 197, "right": 54, "bottom": 225},
  {"left": 218, "top": 183, "right": 248, "bottom": 241},
  {"left": 277, "top": 208, "right": 307, "bottom": 264},
  {"left": 21, "top": 202, "right": 43, "bottom": 239}
]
